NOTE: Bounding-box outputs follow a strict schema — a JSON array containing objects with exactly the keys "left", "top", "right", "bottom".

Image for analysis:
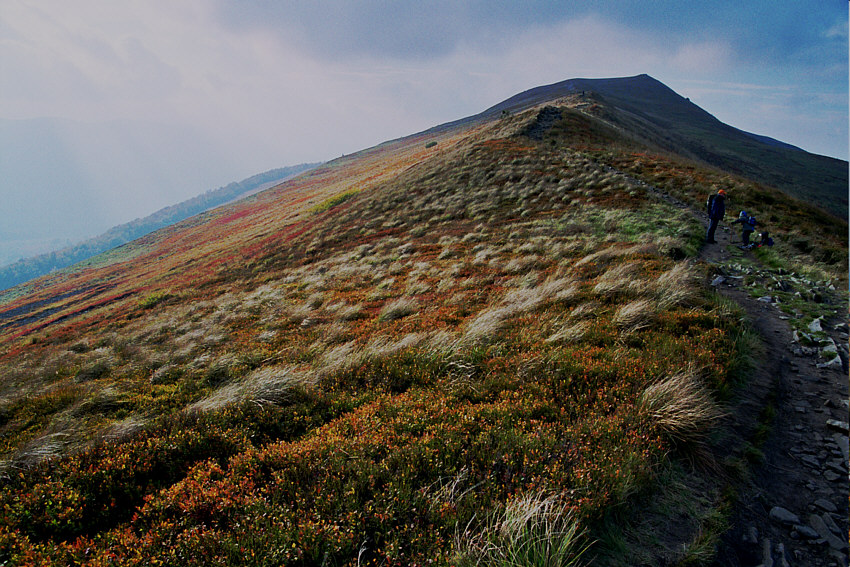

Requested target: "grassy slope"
[{"left": 0, "top": 101, "right": 846, "bottom": 566}]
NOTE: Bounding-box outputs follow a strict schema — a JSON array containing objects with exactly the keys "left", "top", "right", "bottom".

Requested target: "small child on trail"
[
  {"left": 731, "top": 210, "right": 757, "bottom": 248},
  {"left": 744, "top": 230, "right": 774, "bottom": 250}
]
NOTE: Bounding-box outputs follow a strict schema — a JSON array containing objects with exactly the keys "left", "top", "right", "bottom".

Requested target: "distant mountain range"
[{"left": 0, "top": 163, "right": 318, "bottom": 291}]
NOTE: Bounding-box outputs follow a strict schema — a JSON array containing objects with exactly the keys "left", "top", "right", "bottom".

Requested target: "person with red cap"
[{"left": 705, "top": 188, "right": 726, "bottom": 244}]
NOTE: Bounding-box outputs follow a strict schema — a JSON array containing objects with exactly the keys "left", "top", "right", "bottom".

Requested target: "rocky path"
[{"left": 700, "top": 222, "right": 849, "bottom": 566}]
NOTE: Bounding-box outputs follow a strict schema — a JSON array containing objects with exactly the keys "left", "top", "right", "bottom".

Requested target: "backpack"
[{"left": 706, "top": 194, "right": 716, "bottom": 214}]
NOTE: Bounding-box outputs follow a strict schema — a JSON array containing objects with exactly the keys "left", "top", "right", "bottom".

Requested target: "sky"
[{"left": 1, "top": 1, "right": 847, "bottom": 264}]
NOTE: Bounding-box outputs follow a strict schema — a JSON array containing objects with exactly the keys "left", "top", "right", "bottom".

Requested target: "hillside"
[
  {"left": 0, "top": 163, "right": 320, "bottom": 293},
  {"left": 477, "top": 74, "right": 849, "bottom": 219},
  {"left": 0, "top": 78, "right": 847, "bottom": 566}
]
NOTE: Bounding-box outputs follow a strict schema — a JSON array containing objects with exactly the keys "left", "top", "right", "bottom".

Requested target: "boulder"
[
  {"left": 821, "top": 338, "right": 839, "bottom": 356},
  {"left": 769, "top": 506, "right": 800, "bottom": 526},
  {"left": 813, "top": 498, "right": 838, "bottom": 513},
  {"left": 809, "top": 514, "right": 848, "bottom": 551},
  {"left": 794, "top": 525, "right": 820, "bottom": 539}
]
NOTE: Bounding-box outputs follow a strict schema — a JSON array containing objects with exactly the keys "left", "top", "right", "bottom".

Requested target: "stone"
[
  {"left": 809, "top": 318, "right": 824, "bottom": 333},
  {"left": 834, "top": 322, "right": 849, "bottom": 333},
  {"left": 826, "top": 420, "right": 850, "bottom": 433},
  {"left": 761, "top": 538, "right": 775, "bottom": 567},
  {"left": 823, "top": 471, "right": 840, "bottom": 482},
  {"left": 822, "top": 513, "right": 842, "bottom": 536},
  {"left": 814, "top": 499, "right": 838, "bottom": 513},
  {"left": 800, "top": 454, "right": 820, "bottom": 468},
  {"left": 817, "top": 356, "right": 842, "bottom": 369},
  {"left": 758, "top": 295, "right": 774, "bottom": 303},
  {"left": 821, "top": 338, "right": 839, "bottom": 356},
  {"left": 833, "top": 433, "right": 849, "bottom": 465},
  {"left": 795, "top": 525, "right": 821, "bottom": 539},
  {"left": 747, "top": 525, "right": 759, "bottom": 544},
  {"left": 770, "top": 507, "right": 800, "bottom": 526},
  {"left": 711, "top": 275, "right": 725, "bottom": 287},
  {"left": 810, "top": 514, "right": 849, "bottom": 551}
]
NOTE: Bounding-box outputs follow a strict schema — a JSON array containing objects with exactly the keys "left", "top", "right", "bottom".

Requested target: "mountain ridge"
[
  {"left": 450, "top": 74, "right": 846, "bottom": 218},
  {"left": 0, "top": 75, "right": 845, "bottom": 566}
]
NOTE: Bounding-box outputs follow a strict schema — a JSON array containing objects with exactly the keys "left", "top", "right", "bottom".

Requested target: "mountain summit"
[
  {"left": 476, "top": 74, "right": 846, "bottom": 217},
  {"left": 0, "top": 75, "right": 846, "bottom": 565}
]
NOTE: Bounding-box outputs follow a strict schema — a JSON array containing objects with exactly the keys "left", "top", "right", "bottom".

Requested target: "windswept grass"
[
  {"left": 613, "top": 299, "right": 655, "bottom": 336},
  {"left": 0, "top": 98, "right": 801, "bottom": 565},
  {"left": 456, "top": 491, "right": 591, "bottom": 567},
  {"left": 638, "top": 369, "right": 723, "bottom": 448}
]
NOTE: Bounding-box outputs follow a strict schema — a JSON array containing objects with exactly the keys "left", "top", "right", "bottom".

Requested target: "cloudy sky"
[{"left": 1, "top": 1, "right": 847, "bottom": 264}]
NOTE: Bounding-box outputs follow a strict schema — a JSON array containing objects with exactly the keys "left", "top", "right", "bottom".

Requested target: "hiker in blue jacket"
[
  {"left": 705, "top": 189, "right": 726, "bottom": 244},
  {"left": 732, "top": 210, "right": 757, "bottom": 247}
]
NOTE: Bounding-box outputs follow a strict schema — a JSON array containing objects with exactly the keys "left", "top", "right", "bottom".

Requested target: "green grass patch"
[
  {"left": 310, "top": 188, "right": 361, "bottom": 214},
  {"left": 137, "top": 291, "right": 173, "bottom": 309}
]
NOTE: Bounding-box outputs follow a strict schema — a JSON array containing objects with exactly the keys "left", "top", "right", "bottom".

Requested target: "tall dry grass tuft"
[
  {"left": 464, "top": 306, "right": 515, "bottom": 343},
  {"left": 574, "top": 243, "right": 649, "bottom": 269},
  {"left": 654, "top": 262, "right": 699, "bottom": 310},
  {"left": 613, "top": 299, "right": 655, "bottom": 335},
  {"left": 546, "top": 321, "right": 588, "bottom": 345},
  {"left": 334, "top": 303, "right": 366, "bottom": 322},
  {"left": 456, "top": 491, "right": 590, "bottom": 567},
  {"left": 190, "top": 364, "right": 312, "bottom": 411},
  {"left": 568, "top": 302, "right": 599, "bottom": 320},
  {"left": 464, "top": 276, "right": 579, "bottom": 343},
  {"left": 638, "top": 370, "right": 723, "bottom": 447},
  {"left": 378, "top": 297, "right": 419, "bottom": 321},
  {"left": 593, "top": 262, "right": 648, "bottom": 298}
]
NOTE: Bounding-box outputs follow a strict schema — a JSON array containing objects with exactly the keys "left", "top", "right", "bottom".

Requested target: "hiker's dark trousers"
[{"left": 706, "top": 217, "right": 720, "bottom": 242}]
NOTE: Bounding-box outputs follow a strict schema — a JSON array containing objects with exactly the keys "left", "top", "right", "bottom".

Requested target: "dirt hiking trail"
[{"left": 697, "top": 218, "right": 848, "bottom": 567}]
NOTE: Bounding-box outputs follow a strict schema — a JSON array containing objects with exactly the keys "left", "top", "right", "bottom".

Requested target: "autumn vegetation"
[{"left": 0, "top": 95, "right": 846, "bottom": 565}]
